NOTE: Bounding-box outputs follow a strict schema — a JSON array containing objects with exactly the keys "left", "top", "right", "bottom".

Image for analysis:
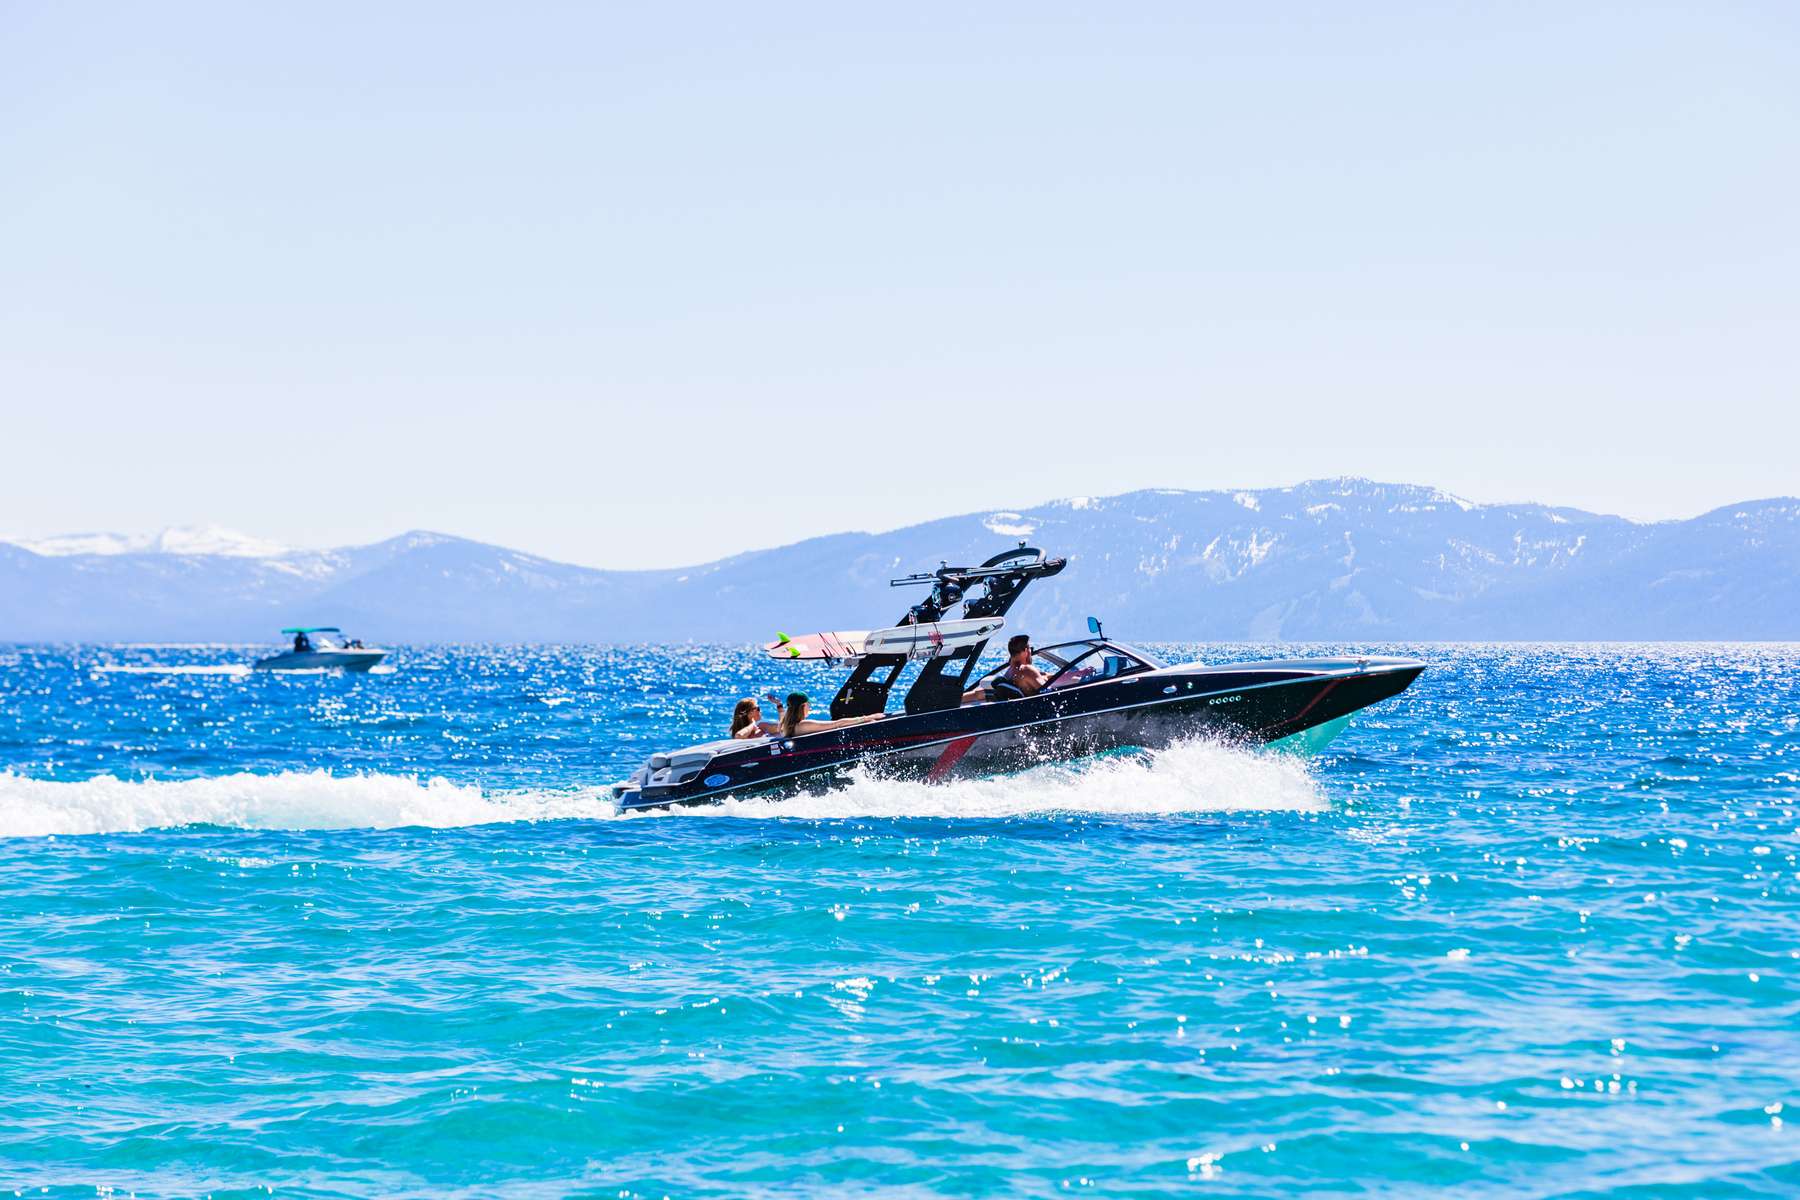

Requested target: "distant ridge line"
[{"left": 3, "top": 479, "right": 1797, "bottom": 641}]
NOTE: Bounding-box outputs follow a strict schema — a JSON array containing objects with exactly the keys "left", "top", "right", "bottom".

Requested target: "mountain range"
[{"left": 4, "top": 479, "right": 1797, "bottom": 642}]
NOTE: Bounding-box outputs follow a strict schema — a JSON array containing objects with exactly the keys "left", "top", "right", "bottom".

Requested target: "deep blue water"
[{"left": 0, "top": 643, "right": 1796, "bottom": 1197}]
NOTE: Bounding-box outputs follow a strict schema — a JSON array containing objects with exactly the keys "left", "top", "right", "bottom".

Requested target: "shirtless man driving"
[{"left": 964, "top": 634, "right": 1050, "bottom": 703}]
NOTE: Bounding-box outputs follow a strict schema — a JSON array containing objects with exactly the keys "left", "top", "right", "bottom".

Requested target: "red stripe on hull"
[
  {"left": 925, "top": 734, "right": 978, "bottom": 783},
  {"left": 1261, "top": 678, "right": 1340, "bottom": 737}
]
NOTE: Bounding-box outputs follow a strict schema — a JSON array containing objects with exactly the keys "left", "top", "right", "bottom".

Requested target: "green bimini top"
[{"left": 279, "top": 627, "right": 342, "bottom": 634}]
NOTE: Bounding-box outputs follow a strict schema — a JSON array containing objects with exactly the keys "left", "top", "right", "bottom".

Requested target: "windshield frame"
[{"left": 969, "top": 638, "right": 1160, "bottom": 692}]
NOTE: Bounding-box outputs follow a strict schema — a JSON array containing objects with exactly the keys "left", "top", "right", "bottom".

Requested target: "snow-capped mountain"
[
  {"left": 3, "top": 480, "right": 1796, "bottom": 641},
  {"left": 5, "top": 525, "right": 290, "bottom": 559}
]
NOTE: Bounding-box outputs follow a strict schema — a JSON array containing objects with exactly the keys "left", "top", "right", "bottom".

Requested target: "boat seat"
[
  {"left": 644, "top": 737, "right": 741, "bottom": 773},
  {"left": 645, "top": 739, "right": 745, "bottom": 780}
]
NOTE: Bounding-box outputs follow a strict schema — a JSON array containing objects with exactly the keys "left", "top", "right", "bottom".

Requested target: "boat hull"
[
  {"left": 252, "top": 650, "right": 387, "bottom": 672},
  {"left": 614, "top": 657, "right": 1423, "bottom": 810}
]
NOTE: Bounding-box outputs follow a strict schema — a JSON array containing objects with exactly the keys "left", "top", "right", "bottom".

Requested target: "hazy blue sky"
[{"left": 4, "top": 3, "right": 1795, "bottom": 568}]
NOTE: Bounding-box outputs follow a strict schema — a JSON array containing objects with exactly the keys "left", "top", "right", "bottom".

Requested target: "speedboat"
[
  {"left": 612, "top": 547, "right": 1424, "bottom": 811},
  {"left": 252, "top": 627, "right": 387, "bottom": 672}
]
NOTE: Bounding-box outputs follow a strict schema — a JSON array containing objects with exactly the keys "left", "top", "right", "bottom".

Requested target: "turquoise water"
[{"left": 1, "top": 643, "right": 1796, "bottom": 1196}]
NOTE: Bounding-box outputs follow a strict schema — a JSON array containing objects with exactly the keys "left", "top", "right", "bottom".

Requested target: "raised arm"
[{"left": 792, "top": 713, "right": 886, "bottom": 735}]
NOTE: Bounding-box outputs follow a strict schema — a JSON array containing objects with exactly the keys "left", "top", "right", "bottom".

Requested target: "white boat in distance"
[{"left": 253, "top": 627, "right": 387, "bottom": 672}]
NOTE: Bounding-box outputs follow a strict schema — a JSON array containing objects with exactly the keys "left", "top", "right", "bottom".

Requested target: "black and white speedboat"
[{"left": 612, "top": 547, "right": 1423, "bottom": 811}]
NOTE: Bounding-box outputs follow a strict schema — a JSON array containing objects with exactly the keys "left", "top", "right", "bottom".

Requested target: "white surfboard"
[
  {"left": 767, "top": 618, "right": 1004, "bottom": 661},
  {"left": 863, "top": 618, "right": 1005, "bottom": 659}
]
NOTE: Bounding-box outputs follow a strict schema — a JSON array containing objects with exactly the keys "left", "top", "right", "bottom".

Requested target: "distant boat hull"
[{"left": 252, "top": 649, "right": 386, "bottom": 672}]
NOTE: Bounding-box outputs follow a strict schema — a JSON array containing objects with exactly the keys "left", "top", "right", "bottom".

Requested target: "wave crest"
[
  {"left": 0, "top": 740, "right": 1321, "bottom": 839},
  {"left": 0, "top": 770, "right": 615, "bottom": 839},
  {"left": 708, "top": 739, "right": 1324, "bottom": 820}
]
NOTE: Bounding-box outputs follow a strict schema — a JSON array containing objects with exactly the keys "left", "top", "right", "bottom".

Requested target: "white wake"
[
  {"left": 703, "top": 739, "right": 1324, "bottom": 820},
  {"left": 91, "top": 664, "right": 254, "bottom": 677},
  {"left": 88, "top": 663, "right": 395, "bottom": 677},
  {"left": 0, "top": 770, "right": 616, "bottom": 839},
  {"left": 0, "top": 741, "right": 1321, "bottom": 839}
]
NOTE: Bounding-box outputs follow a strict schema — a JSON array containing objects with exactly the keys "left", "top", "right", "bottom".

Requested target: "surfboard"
[
  {"left": 863, "top": 618, "right": 1005, "bottom": 658},
  {"left": 765, "top": 629, "right": 870, "bottom": 660},
  {"left": 766, "top": 618, "right": 1004, "bottom": 661}
]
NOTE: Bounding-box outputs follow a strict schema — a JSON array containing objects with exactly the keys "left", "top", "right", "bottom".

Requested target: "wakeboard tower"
[{"left": 612, "top": 545, "right": 1424, "bottom": 810}]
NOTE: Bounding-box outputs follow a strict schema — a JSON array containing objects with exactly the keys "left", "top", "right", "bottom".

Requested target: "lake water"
[{"left": 1, "top": 643, "right": 1795, "bottom": 1196}]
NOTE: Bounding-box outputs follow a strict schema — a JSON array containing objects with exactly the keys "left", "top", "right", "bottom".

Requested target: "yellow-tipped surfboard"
[{"left": 764, "top": 619, "right": 1003, "bottom": 662}]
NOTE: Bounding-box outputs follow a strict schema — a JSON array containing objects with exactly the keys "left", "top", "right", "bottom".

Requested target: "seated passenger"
[
  {"left": 777, "top": 692, "right": 885, "bottom": 738},
  {"left": 730, "top": 696, "right": 782, "bottom": 740},
  {"left": 964, "top": 634, "right": 1050, "bottom": 703},
  {"left": 293, "top": 631, "right": 311, "bottom": 653}
]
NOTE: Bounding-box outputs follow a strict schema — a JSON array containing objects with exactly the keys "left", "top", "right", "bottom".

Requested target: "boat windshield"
[
  {"left": 283, "top": 628, "right": 353, "bottom": 650},
  {"left": 970, "top": 639, "right": 1159, "bottom": 693}
]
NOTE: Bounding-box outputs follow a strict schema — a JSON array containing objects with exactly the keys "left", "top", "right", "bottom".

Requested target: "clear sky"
[{"left": 4, "top": 3, "right": 1796, "bottom": 568}]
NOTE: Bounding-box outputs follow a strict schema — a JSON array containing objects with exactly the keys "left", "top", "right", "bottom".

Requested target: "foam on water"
[
  {"left": 111, "top": 643, "right": 265, "bottom": 650},
  {"left": 0, "top": 740, "right": 1319, "bottom": 837},
  {"left": 91, "top": 663, "right": 253, "bottom": 676},
  {"left": 0, "top": 770, "right": 615, "bottom": 838},
  {"left": 698, "top": 739, "right": 1324, "bottom": 821},
  {"left": 88, "top": 661, "right": 394, "bottom": 677}
]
